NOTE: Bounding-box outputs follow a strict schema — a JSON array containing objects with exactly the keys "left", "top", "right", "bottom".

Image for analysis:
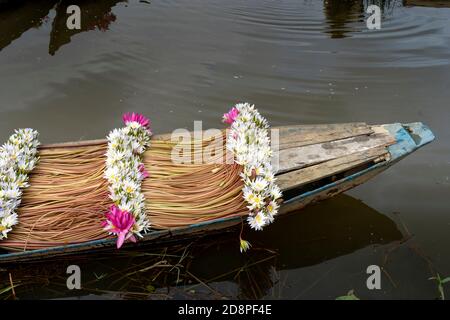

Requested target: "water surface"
[{"left": 0, "top": 0, "right": 449, "bottom": 299}]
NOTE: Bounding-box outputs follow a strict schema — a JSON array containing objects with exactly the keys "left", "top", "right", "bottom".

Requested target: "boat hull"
[{"left": 0, "top": 122, "right": 435, "bottom": 263}]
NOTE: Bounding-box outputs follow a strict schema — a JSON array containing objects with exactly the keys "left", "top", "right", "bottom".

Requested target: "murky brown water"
[{"left": 0, "top": 0, "right": 449, "bottom": 299}]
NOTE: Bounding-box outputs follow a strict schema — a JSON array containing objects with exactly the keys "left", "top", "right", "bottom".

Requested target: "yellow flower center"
[{"left": 126, "top": 186, "right": 134, "bottom": 193}]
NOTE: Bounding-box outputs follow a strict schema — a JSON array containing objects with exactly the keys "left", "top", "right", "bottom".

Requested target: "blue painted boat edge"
[
  {"left": 283, "top": 122, "right": 434, "bottom": 205},
  {"left": 0, "top": 122, "right": 436, "bottom": 262},
  {"left": 402, "top": 122, "right": 436, "bottom": 148},
  {"left": 0, "top": 219, "right": 243, "bottom": 261}
]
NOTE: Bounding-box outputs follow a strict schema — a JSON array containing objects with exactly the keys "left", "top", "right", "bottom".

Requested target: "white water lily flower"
[
  {"left": 105, "top": 115, "right": 152, "bottom": 244},
  {"left": 0, "top": 129, "right": 40, "bottom": 240},
  {"left": 270, "top": 185, "right": 282, "bottom": 200},
  {"left": 251, "top": 177, "right": 268, "bottom": 193},
  {"left": 247, "top": 211, "right": 267, "bottom": 231},
  {"left": 105, "top": 166, "right": 121, "bottom": 184},
  {"left": 224, "top": 103, "right": 282, "bottom": 232},
  {"left": 265, "top": 212, "right": 275, "bottom": 224},
  {"left": 266, "top": 200, "right": 279, "bottom": 216},
  {"left": 2, "top": 213, "right": 18, "bottom": 228},
  {"left": 4, "top": 187, "right": 21, "bottom": 200},
  {"left": 247, "top": 193, "right": 264, "bottom": 210},
  {"left": 123, "top": 179, "right": 139, "bottom": 195}
]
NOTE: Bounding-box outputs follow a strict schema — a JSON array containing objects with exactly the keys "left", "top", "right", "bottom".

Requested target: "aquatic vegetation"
[
  {"left": 0, "top": 129, "right": 39, "bottom": 240},
  {"left": 239, "top": 237, "right": 251, "bottom": 253},
  {"left": 0, "top": 230, "right": 280, "bottom": 300},
  {"left": 104, "top": 114, "right": 152, "bottom": 248},
  {"left": 336, "top": 290, "right": 360, "bottom": 300},
  {"left": 429, "top": 274, "right": 450, "bottom": 300},
  {"left": 122, "top": 112, "right": 151, "bottom": 132},
  {"left": 222, "top": 107, "right": 239, "bottom": 124},
  {"left": 0, "top": 285, "right": 16, "bottom": 299},
  {"left": 224, "top": 103, "right": 282, "bottom": 231},
  {"left": 102, "top": 206, "right": 137, "bottom": 249}
]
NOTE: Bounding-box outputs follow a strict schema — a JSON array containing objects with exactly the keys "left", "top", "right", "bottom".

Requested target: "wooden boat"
[
  {"left": 2, "top": 194, "right": 403, "bottom": 299},
  {"left": 0, "top": 121, "right": 435, "bottom": 263}
]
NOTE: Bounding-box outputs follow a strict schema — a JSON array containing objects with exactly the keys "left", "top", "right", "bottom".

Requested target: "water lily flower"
[
  {"left": 270, "top": 185, "right": 283, "bottom": 200},
  {"left": 102, "top": 205, "right": 137, "bottom": 249},
  {"left": 239, "top": 237, "right": 251, "bottom": 253},
  {"left": 122, "top": 112, "right": 151, "bottom": 130},
  {"left": 222, "top": 107, "right": 239, "bottom": 124},
  {"left": 251, "top": 177, "right": 269, "bottom": 193},
  {"left": 266, "top": 200, "right": 279, "bottom": 216},
  {"left": 0, "top": 129, "right": 39, "bottom": 240},
  {"left": 224, "top": 103, "right": 282, "bottom": 232},
  {"left": 123, "top": 179, "right": 139, "bottom": 195},
  {"left": 247, "top": 211, "right": 267, "bottom": 231},
  {"left": 104, "top": 116, "right": 152, "bottom": 246},
  {"left": 138, "top": 163, "right": 149, "bottom": 179}
]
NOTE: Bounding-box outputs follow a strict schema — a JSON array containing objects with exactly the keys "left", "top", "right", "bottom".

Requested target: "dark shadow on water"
[
  {"left": 323, "top": 0, "right": 364, "bottom": 39},
  {"left": 49, "top": 0, "right": 126, "bottom": 55},
  {"left": 0, "top": 0, "right": 432, "bottom": 54},
  {"left": 0, "top": 0, "right": 126, "bottom": 54},
  {"left": 403, "top": 0, "right": 450, "bottom": 8},
  {"left": 323, "top": 0, "right": 400, "bottom": 39},
  {"left": 0, "top": 0, "right": 57, "bottom": 52},
  {"left": 0, "top": 194, "right": 402, "bottom": 300}
]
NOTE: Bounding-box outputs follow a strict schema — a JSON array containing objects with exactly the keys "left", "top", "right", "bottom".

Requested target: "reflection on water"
[
  {"left": 0, "top": 0, "right": 407, "bottom": 55},
  {"left": 323, "top": 0, "right": 406, "bottom": 39},
  {"left": 0, "top": 195, "right": 403, "bottom": 299},
  {"left": 0, "top": 0, "right": 125, "bottom": 55},
  {"left": 403, "top": 0, "right": 450, "bottom": 8},
  {"left": 49, "top": 0, "right": 125, "bottom": 55},
  {"left": 0, "top": 0, "right": 56, "bottom": 52},
  {"left": 323, "top": 0, "right": 365, "bottom": 39},
  {"left": 0, "top": 0, "right": 447, "bottom": 56},
  {"left": 0, "top": 0, "right": 449, "bottom": 299}
]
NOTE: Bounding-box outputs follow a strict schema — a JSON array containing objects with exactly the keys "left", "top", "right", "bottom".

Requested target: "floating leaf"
[{"left": 336, "top": 290, "right": 360, "bottom": 300}]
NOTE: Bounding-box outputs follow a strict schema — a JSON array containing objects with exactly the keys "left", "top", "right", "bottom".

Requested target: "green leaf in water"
[
  {"left": 336, "top": 290, "right": 360, "bottom": 300},
  {"left": 441, "top": 277, "right": 450, "bottom": 284},
  {"left": 146, "top": 284, "right": 155, "bottom": 293},
  {"left": 93, "top": 272, "right": 108, "bottom": 280},
  {"left": 429, "top": 273, "right": 449, "bottom": 300}
]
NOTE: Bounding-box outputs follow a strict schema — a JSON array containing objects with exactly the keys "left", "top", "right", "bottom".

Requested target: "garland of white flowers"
[
  {"left": 103, "top": 113, "right": 152, "bottom": 248},
  {"left": 0, "top": 129, "right": 40, "bottom": 240},
  {"left": 223, "top": 103, "right": 282, "bottom": 236}
]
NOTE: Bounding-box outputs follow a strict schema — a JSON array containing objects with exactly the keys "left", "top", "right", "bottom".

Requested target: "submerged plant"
[
  {"left": 336, "top": 290, "right": 360, "bottom": 300},
  {"left": 429, "top": 274, "right": 450, "bottom": 300},
  {"left": 239, "top": 237, "right": 251, "bottom": 253}
]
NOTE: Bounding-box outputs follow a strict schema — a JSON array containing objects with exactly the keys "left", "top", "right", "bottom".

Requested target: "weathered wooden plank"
[
  {"left": 276, "top": 132, "right": 396, "bottom": 174},
  {"left": 276, "top": 124, "right": 373, "bottom": 150},
  {"left": 277, "top": 146, "right": 389, "bottom": 191},
  {"left": 277, "top": 122, "right": 367, "bottom": 136},
  {"left": 39, "top": 123, "right": 370, "bottom": 149},
  {"left": 278, "top": 161, "right": 392, "bottom": 215}
]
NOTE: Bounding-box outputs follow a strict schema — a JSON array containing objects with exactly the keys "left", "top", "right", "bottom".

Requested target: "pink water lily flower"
[
  {"left": 223, "top": 107, "right": 239, "bottom": 124},
  {"left": 122, "top": 112, "right": 151, "bottom": 130},
  {"left": 139, "top": 163, "right": 149, "bottom": 179},
  {"left": 102, "top": 205, "right": 137, "bottom": 249}
]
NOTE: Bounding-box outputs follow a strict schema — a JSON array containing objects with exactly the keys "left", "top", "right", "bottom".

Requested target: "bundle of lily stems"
[{"left": 0, "top": 133, "right": 247, "bottom": 251}]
